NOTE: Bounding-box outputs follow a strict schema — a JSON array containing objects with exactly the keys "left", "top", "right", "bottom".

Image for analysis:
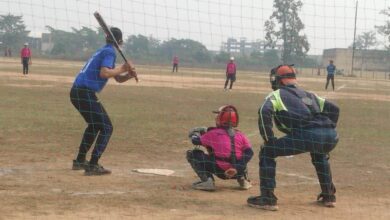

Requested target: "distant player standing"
[
  {"left": 224, "top": 57, "right": 236, "bottom": 91},
  {"left": 20, "top": 43, "right": 32, "bottom": 75},
  {"left": 70, "top": 27, "right": 137, "bottom": 175},
  {"left": 325, "top": 60, "right": 336, "bottom": 91},
  {"left": 172, "top": 55, "right": 179, "bottom": 72}
]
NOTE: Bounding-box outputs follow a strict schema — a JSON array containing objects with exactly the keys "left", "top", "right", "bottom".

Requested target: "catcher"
[{"left": 186, "top": 105, "right": 253, "bottom": 191}]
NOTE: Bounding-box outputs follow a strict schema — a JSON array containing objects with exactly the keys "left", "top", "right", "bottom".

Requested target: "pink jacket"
[
  {"left": 20, "top": 48, "right": 31, "bottom": 58},
  {"left": 226, "top": 62, "right": 236, "bottom": 74},
  {"left": 172, "top": 56, "right": 179, "bottom": 64},
  {"left": 200, "top": 128, "right": 251, "bottom": 170}
]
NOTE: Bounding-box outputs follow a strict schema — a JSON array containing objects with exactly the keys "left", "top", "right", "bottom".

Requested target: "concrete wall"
[{"left": 322, "top": 48, "right": 390, "bottom": 74}]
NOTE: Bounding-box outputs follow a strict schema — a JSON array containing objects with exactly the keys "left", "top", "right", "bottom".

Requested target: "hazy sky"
[{"left": 1, "top": 0, "right": 389, "bottom": 54}]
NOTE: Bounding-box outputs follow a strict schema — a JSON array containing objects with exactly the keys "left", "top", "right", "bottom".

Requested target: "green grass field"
[{"left": 0, "top": 57, "right": 389, "bottom": 219}]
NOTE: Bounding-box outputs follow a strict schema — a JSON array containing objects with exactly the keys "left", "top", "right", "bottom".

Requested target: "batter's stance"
[{"left": 70, "top": 27, "right": 137, "bottom": 175}]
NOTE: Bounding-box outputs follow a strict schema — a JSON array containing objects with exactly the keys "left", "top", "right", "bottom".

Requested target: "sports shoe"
[
  {"left": 72, "top": 160, "right": 89, "bottom": 170},
  {"left": 84, "top": 164, "right": 111, "bottom": 176},
  {"left": 317, "top": 193, "right": 336, "bottom": 208},
  {"left": 192, "top": 177, "right": 216, "bottom": 191},
  {"left": 237, "top": 177, "right": 252, "bottom": 190},
  {"left": 247, "top": 192, "right": 278, "bottom": 211}
]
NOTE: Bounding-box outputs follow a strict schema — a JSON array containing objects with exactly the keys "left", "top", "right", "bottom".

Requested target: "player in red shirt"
[
  {"left": 172, "top": 55, "right": 179, "bottom": 72},
  {"left": 186, "top": 105, "right": 253, "bottom": 191},
  {"left": 20, "top": 43, "right": 32, "bottom": 75},
  {"left": 224, "top": 57, "right": 237, "bottom": 91}
]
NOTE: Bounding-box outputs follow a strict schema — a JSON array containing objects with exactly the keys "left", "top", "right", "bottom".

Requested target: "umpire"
[{"left": 247, "top": 65, "right": 340, "bottom": 211}]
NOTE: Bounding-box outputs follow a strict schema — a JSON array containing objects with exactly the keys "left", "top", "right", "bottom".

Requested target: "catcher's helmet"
[
  {"left": 106, "top": 27, "right": 123, "bottom": 44},
  {"left": 213, "top": 105, "right": 239, "bottom": 128},
  {"left": 270, "top": 64, "right": 297, "bottom": 90}
]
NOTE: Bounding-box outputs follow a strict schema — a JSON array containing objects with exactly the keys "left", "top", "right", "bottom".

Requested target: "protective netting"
[{"left": 0, "top": 0, "right": 389, "bottom": 217}]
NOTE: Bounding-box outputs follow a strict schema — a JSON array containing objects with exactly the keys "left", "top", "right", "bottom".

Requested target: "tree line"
[{"left": 2, "top": 0, "right": 390, "bottom": 69}]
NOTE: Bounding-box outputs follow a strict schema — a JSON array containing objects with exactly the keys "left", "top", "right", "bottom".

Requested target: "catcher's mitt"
[{"left": 188, "top": 127, "right": 207, "bottom": 138}]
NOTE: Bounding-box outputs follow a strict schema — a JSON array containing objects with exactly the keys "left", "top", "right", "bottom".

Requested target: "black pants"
[
  {"left": 259, "top": 128, "right": 338, "bottom": 196},
  {"left": 325, "top": 75, "right": 335, "bottom": 90},
  {"left": 70, "top": 86, "right": 113, "bottom": 164},
  {"left": 22, "top": 58, "right": 29, "bottom": 75},
  {"left": 224, "top": 74, "right": 236, "bottom": 89},
  {"left": 186, "top": 149, "right": 246, "bottom": 181},
  {"left": 172, "top": 64, "right": 178, "bottom": 72}
]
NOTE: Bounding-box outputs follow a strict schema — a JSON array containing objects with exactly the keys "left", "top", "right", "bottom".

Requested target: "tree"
[
  {"left": 264, "top": 0, "right": 309, "bottom": 64},
  {"left": 0, "top": 14, "right": 29, "bottom": 53},
  {"left": 124, "top": 34, "right": 151, "bottom": 59},
  {"left": 376, "top": 8, "right": 390, "bottom": 49},
  {"left": 352, "top": 31, "right": 377, "bottom": 75},
  {"left": 354, "top": 31, "right": 377, "bottom": 50},
  {"left": 73, "top": 26, "right": 105, "bottom": 53},
  {"left": 46, "top": 26, "right": 103, "bottom": 59},
  {"left": 159, "top": 38, "right": 211, "bottom": 63},
  {"left": 263, "top": 50, "right": 280, "bottom": 67}
]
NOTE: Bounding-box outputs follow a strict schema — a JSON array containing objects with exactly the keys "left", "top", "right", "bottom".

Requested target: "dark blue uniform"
[
  {"left": 70, "top": 44, "right": 116, "bottom": 165},
  {"left": 326, "top": 64, "right": 336, "bottom": 90},
  {"left": 258, "top": 85, "right": 339, "bottom": 196}
]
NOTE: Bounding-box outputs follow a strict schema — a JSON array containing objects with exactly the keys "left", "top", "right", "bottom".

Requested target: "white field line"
[
  {"left": 336, "top": 84, "right": 347, "bottom": 91},
  {"left": 278, "top": 171, "right": 317, "bottom": 181}
]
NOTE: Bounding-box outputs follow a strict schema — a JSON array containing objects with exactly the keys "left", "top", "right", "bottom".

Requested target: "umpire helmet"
[
  {"left": 270, "top": 65, "right": 297, "bottom": 90},
  {"left": 213, "top": 105, "right": 239, "bottom": 128}
]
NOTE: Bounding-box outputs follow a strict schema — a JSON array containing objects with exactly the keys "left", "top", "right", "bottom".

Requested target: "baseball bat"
[{"left": 93, "top": 11, "right": 138, "bottom": 82}]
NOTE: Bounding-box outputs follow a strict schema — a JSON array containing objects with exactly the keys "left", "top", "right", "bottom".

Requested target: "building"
[
  {"left": 26, "top": 37, "right": 41, "bottom": 51},
  {"left": 221, "top": 37, "right": 282, "bottom": 56},
  {"left": 322, "top": 48, "right": 390, "bottom": 73},
  {"left": 41, "top": 33, "right": 54, "bottom": 54}
]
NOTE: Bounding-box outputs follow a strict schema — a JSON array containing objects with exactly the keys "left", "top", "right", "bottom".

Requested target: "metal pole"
[
  {"left": 282, "top": 2, "right": 287, "bottom": 64},
  {"left": 351, "top": 0, "right": 358, "bottom": 76}
]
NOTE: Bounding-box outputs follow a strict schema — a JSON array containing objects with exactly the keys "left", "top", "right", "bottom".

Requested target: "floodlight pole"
[{"left": 351, "top": 0, "right": 358, "bottom": 76}]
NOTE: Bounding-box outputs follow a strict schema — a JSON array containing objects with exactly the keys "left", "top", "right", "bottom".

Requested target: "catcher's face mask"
[
  {"left": 269, "top": 64, "right": 296, "bottom": 91},
  {"left": 213, "top": 105, "right": 239, "bottom": 128}
]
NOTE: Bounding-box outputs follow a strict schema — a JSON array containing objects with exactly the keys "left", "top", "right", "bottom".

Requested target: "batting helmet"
[
  {"left": 106, "top": 27, "right": 123, "bottom": 44},
  {"left": 270, "top": 65, "right": 297, "bottom": 90},
  {"left": 213, "top": 105, "right": 239, "bottom": 128}
]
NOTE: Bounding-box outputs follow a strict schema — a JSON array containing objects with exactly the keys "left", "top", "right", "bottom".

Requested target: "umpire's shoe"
[
  {"left": 72, "top": 160, "right": 89, "bottom": 170},
  {"left": 247, "top": 191, "right": 278, "bottom": 211},
  {"left": 85, "top": 163, "right": 111, "bottom": 176},
  {"left": 317, "top": 193, "right": 336, "bottom": 208}
]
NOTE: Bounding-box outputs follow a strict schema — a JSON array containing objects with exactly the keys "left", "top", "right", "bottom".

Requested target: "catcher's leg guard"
[{"left": 186, "top": 149, "right": 213, "bottom": 182}]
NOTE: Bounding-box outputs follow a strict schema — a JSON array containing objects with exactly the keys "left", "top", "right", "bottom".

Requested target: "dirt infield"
[{"left": 0, "top": 58, "right": 389, "bottom": 219}]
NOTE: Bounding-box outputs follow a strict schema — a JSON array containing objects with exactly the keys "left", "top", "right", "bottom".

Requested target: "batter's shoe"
[
  {"left": 84, "top": 164, "right": 111, "bottom": 176},
  {"left": 72, "top": 160, "right": 89, "bottom": 170},
  {"left": 192, "top": 177, "right": 216, "bottom": 191},
  {"left": 247, "top": 191, "right": 278, "bottom": 211},
  {"left": 317, "top": 193, "right": 336, "bottom": 208},
  {"left": 237, "top": 177, "right": 252, "bottom": 190}
]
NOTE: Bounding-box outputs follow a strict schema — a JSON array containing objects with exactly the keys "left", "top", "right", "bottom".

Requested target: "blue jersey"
[
  {"left": 327, "top": 64, "right": 336, "bottom": 75},
  {"left": 73, "top": 44, "right": 116, "bottom": 92}
]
